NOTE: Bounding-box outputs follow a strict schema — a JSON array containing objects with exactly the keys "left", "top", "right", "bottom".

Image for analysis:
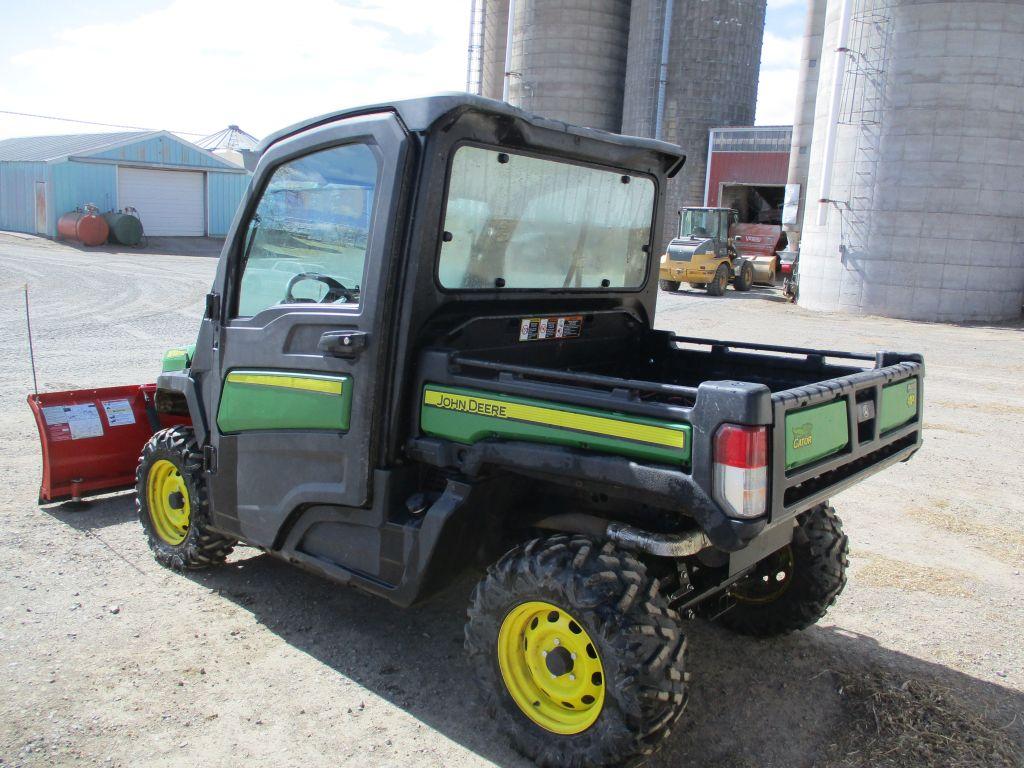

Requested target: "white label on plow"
[
  {"left": 65, "top": 403, "right": 104, "bottom": 439},
  {"left": 102, "top": 399, "right": 136, "bottom": 427}
]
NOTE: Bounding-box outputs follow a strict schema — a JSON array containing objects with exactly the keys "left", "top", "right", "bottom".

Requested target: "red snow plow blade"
[{"left": 28, "top": 384, "right": 189, "bottom": 504}]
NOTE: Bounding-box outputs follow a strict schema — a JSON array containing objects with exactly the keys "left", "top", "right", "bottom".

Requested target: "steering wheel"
[{"left": 284, "top": 272, "right": 357, "bottom": 304}]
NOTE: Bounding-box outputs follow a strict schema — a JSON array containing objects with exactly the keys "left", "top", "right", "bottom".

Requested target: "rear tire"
[
  {"left": 706, "top": 264, "right": 729, "bottom": 296},
  {"left": 659, "top": 279, "right": 680, "bottom": 292},
  {"left": 466, "top": 535, "right": 688, "bottom": 768},
  {"left": 733, "top": 261, "right": 754, "bottom": 292},
  {"left": 136, "top": 426, "right": 235, "bottom": 570},
  {"left": 717, "top": 504, "right": 848, "bottom": 638}
]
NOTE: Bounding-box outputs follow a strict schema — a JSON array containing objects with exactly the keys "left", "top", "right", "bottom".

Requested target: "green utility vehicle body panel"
[
  {"left": 879, "top": 377, "right": 919, "bottom": 433},
  {"left": 217, "top": 370, "right": 353, "bottom": 433},
  {"left": 420, "top": 385, "right": 692, "bottom": 466},
  {"left": 161, "top": 344, "right": 196, "bottom": 373},
  {"left": 785, "top": 400, "right": 850, "bottom": 470}
]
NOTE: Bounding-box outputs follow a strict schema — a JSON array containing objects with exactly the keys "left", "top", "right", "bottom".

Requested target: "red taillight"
[
  {"left": 715, "top": 424, "right": 768, "bottom": 469},
  {"left": 713, "top": 424, "right": 768, "bottom": 519}
]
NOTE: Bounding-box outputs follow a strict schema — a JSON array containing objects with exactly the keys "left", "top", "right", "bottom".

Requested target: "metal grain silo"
[
  {"left": 783, "top": 0, "right": 827, "bottom": 250},
  {"left": 798, "top": 0, "right": 1024, "bottom": 322},
  {"left": 505, "top": 0, "right": 632, "bottom": 132},
  {"left": 623, "top": 0, "right": 767, "bottom": 251}
]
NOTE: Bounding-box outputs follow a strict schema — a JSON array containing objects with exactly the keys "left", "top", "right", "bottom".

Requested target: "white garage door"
[{"left": 118, "top": 167, "right": 205, "bottom": 236}]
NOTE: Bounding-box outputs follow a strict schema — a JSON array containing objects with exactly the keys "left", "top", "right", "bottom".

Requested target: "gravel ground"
[{"left": 1, "top": 233, "right": 1021, "bottom": 767}]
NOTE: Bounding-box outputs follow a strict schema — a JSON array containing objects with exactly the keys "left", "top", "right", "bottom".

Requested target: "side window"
[{"left": 234, "top": 142, "right": 379, "bottom": 317}]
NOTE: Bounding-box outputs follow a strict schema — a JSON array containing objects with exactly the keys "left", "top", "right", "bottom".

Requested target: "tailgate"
[{"left": 770, "top": 358, "right": 923, "bottom": 518}]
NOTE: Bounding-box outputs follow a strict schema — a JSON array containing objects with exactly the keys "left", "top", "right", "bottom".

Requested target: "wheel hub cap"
[
  {"left": 497, "top": 601, "right": 605, "bottom": 735},
  {"left": 146, "top": 459, "right": 191, "bottom": 546}
]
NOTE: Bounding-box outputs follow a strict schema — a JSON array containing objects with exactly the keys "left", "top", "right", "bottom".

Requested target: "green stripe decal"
[
  {"left": 420, "top": 385, "right": 691, "bottom": 465},
  {"left": 879, "top": 377, "right": 919, "bottom": 433},
  {"left": 217, "top": 370, "right": 352, "bottom": 433},
  {"left": 785, "top": 399, "right": 849, "bottom": 470}
]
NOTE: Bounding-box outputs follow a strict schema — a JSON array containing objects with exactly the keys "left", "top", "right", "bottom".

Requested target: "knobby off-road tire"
[
  {"left": 718, "top": 504, "right": 848, "bottom": 638},
  {"left": 706, "top": 264, "right": 729, "bottom": 296},
  {"left": 659, "top": 279, "right": 680, "bottom": 292},
  {"left": 466, "top": 535, "right": 688, "bottom": 768},
  {"left": 136, "top": 426, "right": 236, "bottom": 570},
  {"left": 733, "top": 260, "right": 754, "bottom": 292}
]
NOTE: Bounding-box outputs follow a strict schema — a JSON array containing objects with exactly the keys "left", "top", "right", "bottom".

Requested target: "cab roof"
[{"left": 257, "top": 93, "right": 686, "bottom": 178}]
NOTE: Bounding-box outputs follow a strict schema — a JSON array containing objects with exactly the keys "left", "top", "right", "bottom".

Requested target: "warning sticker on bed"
[
  {"left": 101, "top": 399, "right": 136, "bottom": 427},
  {"left": 518, "top": 315, "right": 583, "bottom": 342},
  {"left": 41, "top": 403, "right": 104, "bottom": 441}
]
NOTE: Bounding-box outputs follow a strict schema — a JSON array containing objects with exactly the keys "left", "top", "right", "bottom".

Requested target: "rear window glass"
[{"left": 438, "top": 146, "right": 655, "bottom": 290}]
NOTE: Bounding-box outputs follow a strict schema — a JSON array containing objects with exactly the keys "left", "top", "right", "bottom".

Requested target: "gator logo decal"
[
  {"left": 791, "top": 422, "right": 814, "bottom": 450},
  {"left": 905, "top": 381, "right": 918, "bottom": 408}
]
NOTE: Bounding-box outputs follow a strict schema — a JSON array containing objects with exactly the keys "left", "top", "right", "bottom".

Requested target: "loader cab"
[{"left": 678, "top": 207, "right": 738, "bottom": 258}]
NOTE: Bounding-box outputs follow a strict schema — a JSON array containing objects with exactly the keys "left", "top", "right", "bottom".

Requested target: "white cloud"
[
  {"left": 2, "top": 0, "right": 470, "bottom": 140},
  {"left": 755, "top": 31, "right": 803, "bottom": 125}
]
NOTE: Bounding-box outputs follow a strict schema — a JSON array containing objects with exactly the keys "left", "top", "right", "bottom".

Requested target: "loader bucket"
[{"left": 28, "top": 384, "right": 189, "bottom": 504}]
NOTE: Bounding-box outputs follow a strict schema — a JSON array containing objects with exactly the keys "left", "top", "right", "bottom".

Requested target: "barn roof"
[
  {"left": 0, "top": 131, "right": 153, "bottom": 162},
  {"left": 0, "top": 129, "right": 245, "bottom": 172}
]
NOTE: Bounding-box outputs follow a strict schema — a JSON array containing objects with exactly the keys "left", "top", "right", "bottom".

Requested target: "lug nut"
[{"left": 553, "top": 639, "right": 560, "bottom": 646}]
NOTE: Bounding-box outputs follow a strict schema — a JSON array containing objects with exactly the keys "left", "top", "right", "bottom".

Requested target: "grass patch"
[
  {"left": 826, "top": 669, "right": 1022, "bottom": 768},
  {"left": 855, "top": 553, "right": 976, "bottom": 598}
]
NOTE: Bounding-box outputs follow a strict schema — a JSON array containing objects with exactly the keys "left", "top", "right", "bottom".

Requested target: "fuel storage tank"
[
  {"left": 798, "top": 0, "right": 1024, "bottom": 322},
  {"left": 622, "top": 0, "right": 767, "bottom": 251},
  {"left": 505, "top": 0, "right": 632, "bottom": 132}
]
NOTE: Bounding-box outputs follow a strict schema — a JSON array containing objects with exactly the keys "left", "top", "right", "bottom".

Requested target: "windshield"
[
  {"left": 438, "top": 146, "right": 656, "bottom": 290},
  {"left": 679, "top": 209, "right": 722, "bottom": 240}
]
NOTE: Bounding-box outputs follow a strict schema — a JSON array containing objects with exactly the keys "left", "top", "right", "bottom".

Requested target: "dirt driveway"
[{"left": 1, "top": 234, "right": 1021, "bottom": 767}]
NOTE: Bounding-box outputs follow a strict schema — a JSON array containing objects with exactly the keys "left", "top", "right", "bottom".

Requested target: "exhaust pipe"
[{"left": 533, "top": 514, "right": 712, "bottom": 558}]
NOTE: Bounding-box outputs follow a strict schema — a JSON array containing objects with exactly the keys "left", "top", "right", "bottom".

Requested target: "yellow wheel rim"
[
  {"left": 146, "top": 459, "right": 190, "bottom": 546},
  {"left": 497, "top": 601, "right": 606, "bottom": 735}
]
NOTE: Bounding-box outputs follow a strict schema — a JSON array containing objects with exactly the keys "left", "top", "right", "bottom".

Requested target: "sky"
[{"left": 0, "top": 0, "right": 806, "bottom": 143}]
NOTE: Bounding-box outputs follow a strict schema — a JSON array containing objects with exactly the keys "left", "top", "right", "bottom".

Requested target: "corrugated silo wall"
[
  {"left": 507, "top": 0, "right": 631, "bottom": 132},
  {"left": 798, "top": 0, "right": 1024, "bottom": 322},
  {"left": 481, "top": 0, "right": 510, "bottom": 100},
  {"left": 623, "top": 0, "right": 767, "bottom": 252}
]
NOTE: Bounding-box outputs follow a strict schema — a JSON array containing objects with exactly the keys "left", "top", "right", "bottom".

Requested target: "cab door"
[{"left": 203, "top": 114, "right": 408, "bottom": 547}]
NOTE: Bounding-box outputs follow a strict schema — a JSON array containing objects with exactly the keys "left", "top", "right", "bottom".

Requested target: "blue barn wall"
[
  {"left": 50, "top": 162, "right": 117, "bottom": 235},
  {"left": 2, "top": 133, "right": 249, "bottom": 238},
  {"left": 208, "top": 172, "right": 250, "bottom": 237},
  {"left": 0, "top": 161, "right": 48, "bottom": 234}
]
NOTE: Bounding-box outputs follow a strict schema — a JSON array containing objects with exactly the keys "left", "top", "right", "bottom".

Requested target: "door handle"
[{"left": 318, "top": 331, "right": 368, "bottom": 359}]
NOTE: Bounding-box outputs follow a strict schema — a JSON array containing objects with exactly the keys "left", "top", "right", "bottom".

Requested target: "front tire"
[
  {"left": 659, "top": 279, "right": 680, "bottom": 292},
  {"left": 466, "top": 535, "right": 688, "bottom": 768},
  {"left": 706, "top": 263, "right": 729, "bottom": 296},
  {"left": 136, "top": 426, "right": 235, "bottom": 570},
  {"left": 733, "top": 260, "right": 754, "bottom": 292},
  {"left": 717, "top": 504, "right": 848, "bottom": 638}
]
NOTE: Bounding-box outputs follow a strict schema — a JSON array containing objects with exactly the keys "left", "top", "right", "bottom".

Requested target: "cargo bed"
[{"left": 412, "top": 315, "right": 923, "bottom": 543}]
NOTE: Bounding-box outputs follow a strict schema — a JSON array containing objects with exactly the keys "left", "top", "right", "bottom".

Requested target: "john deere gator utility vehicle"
[{"left": 29, "top": 95, "right": 925, "bottom": 768}]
